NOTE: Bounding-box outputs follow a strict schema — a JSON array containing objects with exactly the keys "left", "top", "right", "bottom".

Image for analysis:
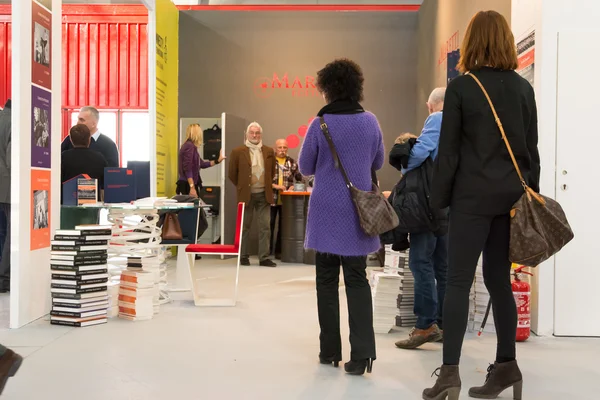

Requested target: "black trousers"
[
  {"left": 443, "top": 211, "right": 517, "bottom": 365},
  {"left": 0, "top": 203, "right": 9, "bottom": 289},
  {"left": 316, "top": 252, "right": 376, "bottom": 361},
  {"left": 270, "top": 205, "right": 282, "bottom": 256}
]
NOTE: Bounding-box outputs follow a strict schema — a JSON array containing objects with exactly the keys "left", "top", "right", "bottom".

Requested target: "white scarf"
[{"left": 245, "top": 139, "right": 263, "bottom": 167}]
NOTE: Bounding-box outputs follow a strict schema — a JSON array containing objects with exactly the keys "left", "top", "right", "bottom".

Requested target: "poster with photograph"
[
  {"left": 31, "top": 86, "right": 51, "bottom": 168},
  {"left": 517, "top": 30, "right": 535, "bottom": 87},
  {"left": 35, "top": 0, "right": 52, "bottom": 11},
  {"left": 31, "top": 169, "right": 51, "bottom": 250},
  {"left": 32, "top": 1, "right": 52, "bottom": 90}
]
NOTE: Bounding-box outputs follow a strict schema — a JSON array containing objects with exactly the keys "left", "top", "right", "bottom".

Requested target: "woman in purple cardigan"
[
  {"left": 299, "top": 59, "right": 385, "bottom": 376},
  {"left": 177, "top": 123, "right": 224, "bottom": 197}
]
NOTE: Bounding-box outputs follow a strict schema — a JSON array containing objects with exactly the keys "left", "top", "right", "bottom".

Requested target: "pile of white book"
[
  {"left": 50, "top": 225, "right": 112, "bottom": 327},
  {"left": 371, "top": 270, "right": 402, "bottom": 334},
  {"left": 118, "top": 256, "right": 157, "bottom": 321}
]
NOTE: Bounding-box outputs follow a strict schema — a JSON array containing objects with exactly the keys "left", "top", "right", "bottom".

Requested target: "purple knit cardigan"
[{"left": 298, "top": 112, "right": 385, "bottom": 256}]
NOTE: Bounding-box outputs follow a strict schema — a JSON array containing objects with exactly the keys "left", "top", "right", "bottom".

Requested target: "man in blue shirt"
[{"left": 395, "top": 87, "right": 449, "bottom": 350}]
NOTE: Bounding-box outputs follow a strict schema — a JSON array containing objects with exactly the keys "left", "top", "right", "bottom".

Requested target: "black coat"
[
  {"left": 381, "top": 143, "right": 449, "bottom": 250},
  {"left": 431, "top": 67, "right": 540, "bottom": 215}
]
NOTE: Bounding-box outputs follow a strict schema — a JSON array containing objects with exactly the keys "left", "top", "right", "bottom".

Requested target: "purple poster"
[{"left": 31, "top": 85, "right": 51, "bottom": 168}]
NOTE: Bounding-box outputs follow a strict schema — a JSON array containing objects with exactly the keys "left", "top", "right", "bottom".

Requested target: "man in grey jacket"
[{"left": 0, "top": 99, "right": 11, "bottom": 293}]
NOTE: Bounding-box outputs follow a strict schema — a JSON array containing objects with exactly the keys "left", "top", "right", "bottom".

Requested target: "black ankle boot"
[
  {"left": 319, "top": 355, "right": 340, "bottom": 367},
  {"left": 423, "top": 365, "right": 461, "bottom": 400},
  {"left": 344, "top": 359, "right": 373, "bottom": 375},
  {"left": 468, "top": 361, "right": 523, "bottom": 399}
]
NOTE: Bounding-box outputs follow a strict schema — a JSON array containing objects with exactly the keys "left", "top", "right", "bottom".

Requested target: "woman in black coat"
[{"left": 423, "top": 11, "right": 540, "bottom": 400}]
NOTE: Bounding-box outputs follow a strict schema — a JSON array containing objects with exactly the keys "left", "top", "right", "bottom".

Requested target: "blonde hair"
[
  {"left": 395, "top": 132, "right": 418, "bottom": 144},
  {"left": 186, "top": 123, "right": 203, "bottom": 147}
]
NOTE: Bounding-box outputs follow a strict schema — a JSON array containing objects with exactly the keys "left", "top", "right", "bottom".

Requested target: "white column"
[
  {"left": 10, "top": 0, "right": 62, "bottom": 329},
  {"left": 142, "top": 0, "right": 157, "bottom": 197}
]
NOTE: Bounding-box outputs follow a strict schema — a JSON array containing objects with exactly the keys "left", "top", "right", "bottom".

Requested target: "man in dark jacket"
[
  {"left": 393, "top": 88, "right": 449, "bottom": 350},
  {"left": 0, "top": 100, "right": 11, "bottom": 293},
  {"left": 60, "top": 106, "right": 119, "bottom": 167}
]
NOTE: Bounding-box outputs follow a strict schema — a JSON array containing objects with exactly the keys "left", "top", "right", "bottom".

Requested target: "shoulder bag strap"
[
  {"left": 467, "top": 73, "right": 545, "bottom": 204},
  {"left": 466, "top": 73, "right": 527, "bottom": 188},
  {"left": 319, "top": 117, "right": 353, "bottom": 188}
]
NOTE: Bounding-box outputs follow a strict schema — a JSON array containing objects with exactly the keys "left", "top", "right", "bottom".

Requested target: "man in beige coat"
[{"left": 228, "top": 122, "right": 277, "bottom": 267}]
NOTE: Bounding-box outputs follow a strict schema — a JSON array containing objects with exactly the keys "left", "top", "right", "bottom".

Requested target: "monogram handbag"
[
  {"left": 319, "top": 117, "right": 399, "bottom": 237},
  {"left": 468, "top": 73, "right": 574, "bottom": 267}
]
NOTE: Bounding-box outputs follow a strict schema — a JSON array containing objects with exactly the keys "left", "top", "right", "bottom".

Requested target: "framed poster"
[
  {"left": 32, "top": 1, "right": 52, "bottom": 90},
  {"left": 31, "top": 86, "right": 51, "bottom": 168},
  {"left": 31, "top": 169, "right": 51, "bottom": 250}
]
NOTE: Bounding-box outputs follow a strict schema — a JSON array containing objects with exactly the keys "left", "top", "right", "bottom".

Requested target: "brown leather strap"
[
  {"left": 466, "top": 73, "right": 528, "bottom": 189},
  {"left": 319, "top": 117, "right": 353, "bottom": 188}
]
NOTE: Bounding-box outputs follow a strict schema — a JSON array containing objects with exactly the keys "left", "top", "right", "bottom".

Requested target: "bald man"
[{"left": 270, "top": 139, "right": 303, "bottom": 259}]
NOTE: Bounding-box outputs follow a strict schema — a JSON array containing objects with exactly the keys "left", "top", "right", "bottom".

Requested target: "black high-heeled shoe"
[
  {"left": 319, "top": 356, "right": 340, "bottom": 367},
  {"left": 344, "top": 359, "right": 373, "bottom": 375}
]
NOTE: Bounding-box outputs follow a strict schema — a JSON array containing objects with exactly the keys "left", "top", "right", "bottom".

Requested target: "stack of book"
[
  {"left": 380, "top": 246, "right": 418, "bottom": 328},
  {"left": 107, "top": 282, "right": 120, "bottom": 318},
  {"left": 117, "top": 257, "right": 157, "bottom": 321},
  {"left": 50, "top": 225, "right": 112, "bottom": 327},
  {"left": 126, "top": 256, "right": 161, "bottom": 314},
  {"left": 370, "top": 270, "right": 402, "bottom": 334}
]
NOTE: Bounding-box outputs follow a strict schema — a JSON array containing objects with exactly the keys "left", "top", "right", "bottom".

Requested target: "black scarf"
[{"left": 317, "top": 99, "right": 364, "bottom": 116}]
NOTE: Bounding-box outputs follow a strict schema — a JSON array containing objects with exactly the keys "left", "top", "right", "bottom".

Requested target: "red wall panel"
[
  {"left": 0, "top": 16, "right": 10, "bottom": 107},
  {"left": 0, "top": 5, "right": 148, "bottom": 109}
]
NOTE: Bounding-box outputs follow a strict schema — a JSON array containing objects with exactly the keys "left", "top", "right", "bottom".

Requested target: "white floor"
[{"left": 0, "top": 258, "right": 598, "bottom": 399}]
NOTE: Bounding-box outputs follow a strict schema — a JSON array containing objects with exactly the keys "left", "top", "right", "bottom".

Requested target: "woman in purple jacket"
[
  {"left": 177, "top": 123, "right": 224, "bottom": 197},
  {"left": 299, "top": 59, "right": 385, "bottom": 376}
]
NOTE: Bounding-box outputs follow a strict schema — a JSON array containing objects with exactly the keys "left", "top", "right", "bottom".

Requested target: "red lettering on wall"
[
  {"left": 291, "top": 76, "right": 303, "bottom": 89},
  {"left": 272, "top": 72, "right": 290, "bottom": 89},
  {"left": 305, "top": 76, "right": 316, "bottom": 89}
]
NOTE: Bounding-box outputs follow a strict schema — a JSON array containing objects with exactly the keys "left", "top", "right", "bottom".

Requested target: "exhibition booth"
[{"left": 2, "top": 0, "right": 599, "bottom": 343}]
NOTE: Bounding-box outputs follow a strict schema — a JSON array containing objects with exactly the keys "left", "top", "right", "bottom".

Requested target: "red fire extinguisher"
[
  {"left": 513, "top": 266, "right": 533, "bottom": 342},
  {"left": 478, "top": 266, "right": 533, "bottom": 342}
]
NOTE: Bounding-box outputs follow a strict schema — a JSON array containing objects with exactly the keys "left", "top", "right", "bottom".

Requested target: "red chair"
[{"left": 185, "top": 202, "right": 245, "bottom": 306}]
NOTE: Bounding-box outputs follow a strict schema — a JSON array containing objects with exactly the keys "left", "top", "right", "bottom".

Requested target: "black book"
[
  {"left": 54, "top": 234, "right": 112, "bottom": 241},
  {"left": 56, "top": 228, "right": 112, "bottom": 236},
  {"left": 50, "top": 319, "right": 107, "bottom": 328},
  {"left": 51, "top": 249, "right": 107, "bottom": 257},
  {"left": 51, "top": 278, "right": 109, "bottom": 287},
  {"left": 50, "top": 310, "right": 107, "bottom": 318},
  {"left": 51, "top": 240, "right": 108, "bottom": 246},
  {"left": 51, "top": 287, "right": 108, "bottom": 297},
  {"left": 51, "top": 262, "right": 107, "bottom": 270},
  {"left": 50, "top": 269, "right": 108, "bottom": 278},
  {"left": 52, "top": 300, "right": 109, "bottom": 309},
  {"left": 51, "top": 245, "right": 108, "bottom": 252}
]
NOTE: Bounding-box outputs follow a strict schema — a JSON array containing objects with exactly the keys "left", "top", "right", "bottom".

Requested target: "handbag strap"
[
  {"left": 319, "top": 117, "right": 353, "bottom": 188},
  {"left": 466, "top": 73, "right": 527, "bottom": 188},
  {"left": 467, "top": 73, "right": 545, "bottom": 205}
]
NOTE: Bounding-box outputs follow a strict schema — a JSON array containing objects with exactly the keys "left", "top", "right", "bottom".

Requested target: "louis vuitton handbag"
[
  {"left": 468, "top": 73, "right": 574, "bottom": 267},
  {"left": 319, "top": 117, "right": 399, "bottom": 237}
]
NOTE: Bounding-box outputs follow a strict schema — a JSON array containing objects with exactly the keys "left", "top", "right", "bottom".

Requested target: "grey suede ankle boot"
[
  {"left": 468, "top": 360, "right": 523, "bottom": 399},
  {"left": 423, "top": 365, "right": 461, "bottom": 400}
]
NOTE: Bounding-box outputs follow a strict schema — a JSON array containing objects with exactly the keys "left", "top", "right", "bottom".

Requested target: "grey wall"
[
  {"left": 179, "top": 10, "right": 419, "bottom": 192},
  {"left": 416, "top": 0, "right": 511, "bottom": 127}
]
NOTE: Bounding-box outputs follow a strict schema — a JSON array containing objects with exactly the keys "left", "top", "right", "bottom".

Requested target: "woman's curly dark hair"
[{"left": 316, "top": 58, "right": 364, "bottom": 103}]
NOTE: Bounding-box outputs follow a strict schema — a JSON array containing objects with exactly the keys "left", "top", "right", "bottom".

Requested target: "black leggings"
[
  {"left": 316, "top": 252, "right": 376, "bottom": 361},
  {"left": 443, "top": 211, "right": 517, "bottom": 365}
]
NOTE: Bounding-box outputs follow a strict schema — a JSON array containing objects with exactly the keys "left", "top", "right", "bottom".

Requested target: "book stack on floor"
[
  {"left": 380, "top": 245, "right": 417, "bottom": 328},
  {"left": 472, "top": 258, "right": 496, "bottom": 334},
  {"left": 370, "top": 270, "right": 402, "bottom": 334},
  {"left": 395, "top": 254, "right": 416, "bottom": 328},
  {"left": 117, "top": 256, "right": 157, "bottom": 321},
  {"left": 50, "top": 225, "right": 112, "bottom": 327}
]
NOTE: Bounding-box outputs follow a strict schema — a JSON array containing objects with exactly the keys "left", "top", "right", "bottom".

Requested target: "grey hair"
[
  {"left": 246, "top": 121, "right": 263, "bottom": 134},
  {"left": 80, "top": 106, "right": 100, "bottom": 122},
  {"left": 428, "top": 87, "right": 446, "bottom": 105}
]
